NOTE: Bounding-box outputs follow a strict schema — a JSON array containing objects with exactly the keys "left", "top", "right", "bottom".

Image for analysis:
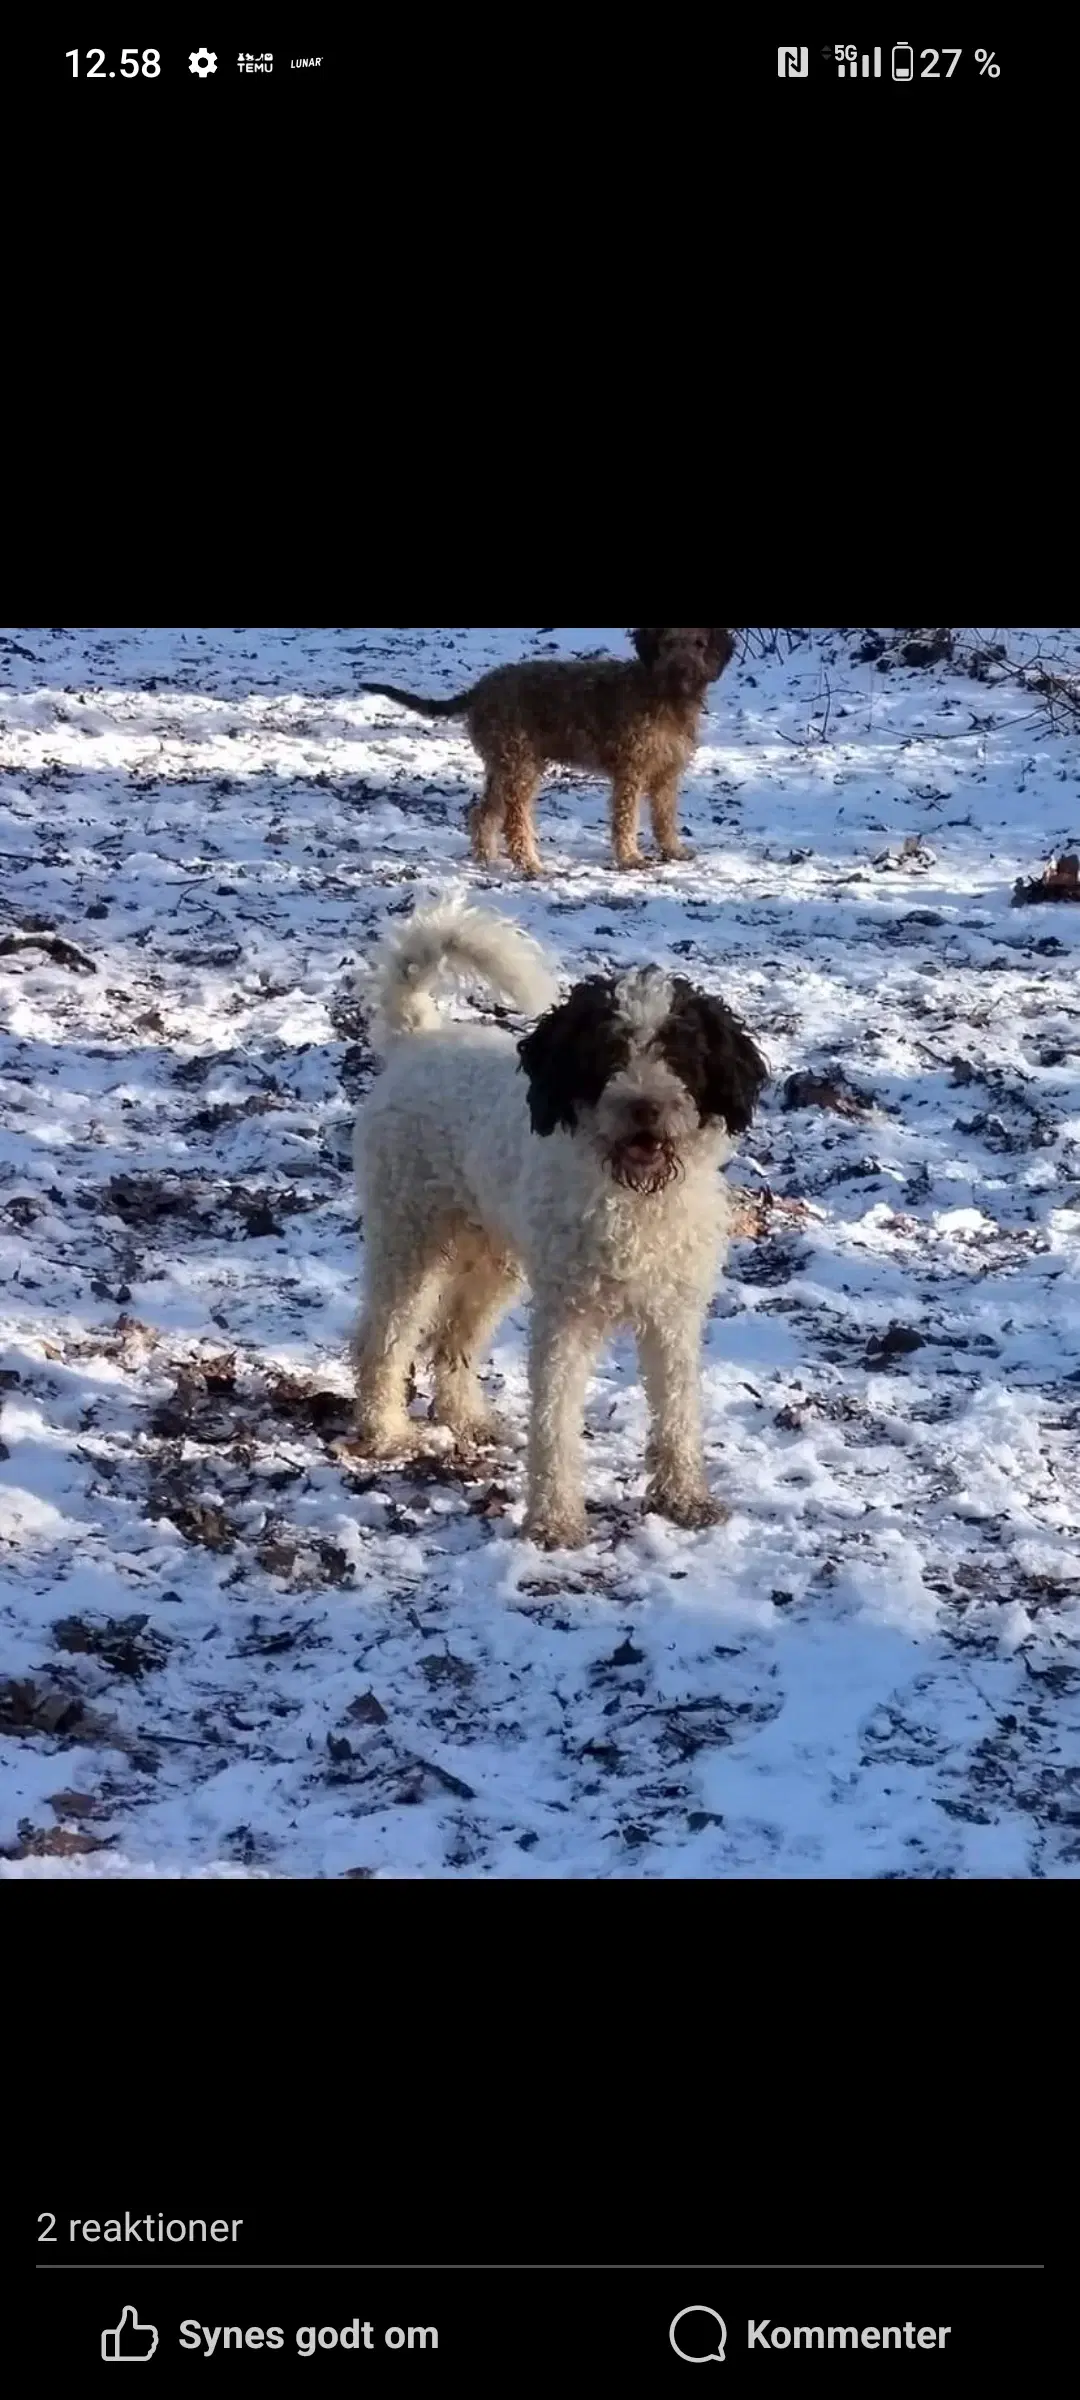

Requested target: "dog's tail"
[
  {"left": 365, "top": 902, "right": 559, "bottom": 1053},
  {"left": 361, "top": 681, "right": 474, "bottom": 720}
]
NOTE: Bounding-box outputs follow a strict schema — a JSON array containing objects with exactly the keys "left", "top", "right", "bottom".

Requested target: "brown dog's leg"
[
  {"left": 501, "top": 767, "right": 544, "bottom": 878},
  {"left": 469, "top": 772, "right": 506, "bottom": 866},
  {"left": 610, "top": 775, "right": 647, "bottom": 870},
  {"left": 648, "top": 772, "right": 692, "bottom": 862}
]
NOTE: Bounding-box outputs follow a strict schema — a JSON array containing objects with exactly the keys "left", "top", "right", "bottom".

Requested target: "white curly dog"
[{"left": 352, "top": 903, "right": 767, "bottom": 1549}]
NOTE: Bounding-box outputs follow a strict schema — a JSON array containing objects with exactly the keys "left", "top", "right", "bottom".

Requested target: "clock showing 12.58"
[{"left": 66, "top": 49, "right": 161, "bottom": 77}]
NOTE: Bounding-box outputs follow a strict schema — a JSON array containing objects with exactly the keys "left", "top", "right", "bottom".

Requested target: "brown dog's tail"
[{"left": 361, "top": 681, "right": 473, "bottom": 719}]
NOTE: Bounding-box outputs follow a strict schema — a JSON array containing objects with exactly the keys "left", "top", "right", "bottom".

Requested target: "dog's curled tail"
[
  {"left": 365, "top": 902, "right": 559, "bottom": 1053},
  {"left": 361, "top": 680, "right": 474, "bottom": 719}
]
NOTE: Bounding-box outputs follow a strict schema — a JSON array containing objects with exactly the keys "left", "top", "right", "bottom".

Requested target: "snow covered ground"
[{"left": 2, "top": 625, "right": 1079, "bottom": 1878}]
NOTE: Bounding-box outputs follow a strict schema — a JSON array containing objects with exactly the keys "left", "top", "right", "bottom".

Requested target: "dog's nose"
[{"left": 629, "top": 1099, "right": 660, "bottom": 1130}]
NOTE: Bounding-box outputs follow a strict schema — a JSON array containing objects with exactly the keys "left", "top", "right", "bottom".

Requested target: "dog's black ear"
[
  {"left": 661, "top": 984, "right": 768, "bottom": 1134},
  {"left": 629, "top": 628, "right": 665, "bottom": 669},
  {"left": 517, "top": 1010, "right": 572, "bottom": 1135},
  {"left": 518, "top": 981, "right": 629, "bottom": 1136}
]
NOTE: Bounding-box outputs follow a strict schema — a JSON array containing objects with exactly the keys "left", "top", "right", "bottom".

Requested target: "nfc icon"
[{"left": 777, "top": 48, "right": 808, "bottom": 76}]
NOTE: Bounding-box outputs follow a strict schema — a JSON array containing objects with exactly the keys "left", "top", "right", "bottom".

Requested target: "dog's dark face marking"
[
  {"left": 517, "top": 979, "right": 631, "bottom": 1136},
  {"left": 658, "top": 979, "right": 769, "bottom": 1136},
  {"left": 519, "top": 969, "right": 767, "bottom": 1171}
]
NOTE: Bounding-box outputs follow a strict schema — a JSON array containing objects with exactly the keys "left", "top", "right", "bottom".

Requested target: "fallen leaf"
[
  {"left": 347, "top": 1691, "right": 388, "bottom": 1726},
  {"left": 467, "top": 1485, "right": 511, "bottom": 1517},
  {"left": 151, "top": 1498, "right": 237, "bottom": 1552},
  {"left": 47, "top": 1790, "right": 100, "bottom": 1818},
  {"left": 420, "top": 1652, "right": 476, "bottom": 1689},
  {"left": 0, "top": 1678, "right": 87, "bottom": 1737},
  {"left": 53, "top": 1614, "right": 169, "bottom": 1679},
  {"left": 782, "top": 1070, "right": 873, "bottom": 1118},
  {"left": 5, "top": 1824, "right": 113, "bottom": 1859},
  {"left": 1013, "top": 855, "right": 1080, "bottom": 905},
  {"left": 865, "top": 1324, "right": 926, "bottom": 1363}
]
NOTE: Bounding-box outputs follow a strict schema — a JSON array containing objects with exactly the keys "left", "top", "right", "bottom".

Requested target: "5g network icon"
[{"left": 777, "top": 47, "right": 808, "bottom": 75}]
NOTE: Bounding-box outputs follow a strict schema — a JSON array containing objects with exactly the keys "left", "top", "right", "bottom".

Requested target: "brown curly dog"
[{"left": 361, "top": 627, "right": 736, "bottom": 875}]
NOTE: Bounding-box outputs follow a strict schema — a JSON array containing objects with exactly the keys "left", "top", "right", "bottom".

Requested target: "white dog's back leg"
[
  {"left": 353, "top": 1244, "right": 449, "bottom": 1458},
  {"left": 429, "top": 1239, "right": 522, "bottom": 1445}
]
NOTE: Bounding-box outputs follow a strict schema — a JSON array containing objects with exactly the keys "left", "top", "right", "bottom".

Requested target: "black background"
[{"left": 15, "top": 1900, "right": 1057, "bottom": 2386}]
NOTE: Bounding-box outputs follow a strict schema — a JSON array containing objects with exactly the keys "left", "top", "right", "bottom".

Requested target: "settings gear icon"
[{"left": 188, "top": 49, "right": 217, "bottom": 76}]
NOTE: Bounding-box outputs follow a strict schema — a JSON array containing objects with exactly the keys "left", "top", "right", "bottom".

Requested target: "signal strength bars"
[{"left": 839, "top": 48, "right": 881, "bottom": 75}]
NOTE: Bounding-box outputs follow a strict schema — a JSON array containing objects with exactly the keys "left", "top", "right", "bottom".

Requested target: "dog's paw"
[
  {"left": 658, "top": 842, "right": 694, "bottom": 863},
  {"left": 340, "top": 1426, "right": 401, "bottom": 1462},
  {"left": 446, "top": 1414, "right": 517, "bottom": 1457},
  {"left": 614, "top": 850, "right": 649, "bottom": 872},
  {"left": 644, "top": 1479, "right": 730, "bottom": 1530},
  {"left": 472, "top": 1408, "right": 518, "bottom": 1449},
  {"left": 435, "top": 1402, "right": 517, "bottom": 1451},
  {"left": 523, "top": 1508, "right": 589, "bottom": 1551},
  {"left": 344, "top": 1419, "right": 454, "bottom": 1463}
]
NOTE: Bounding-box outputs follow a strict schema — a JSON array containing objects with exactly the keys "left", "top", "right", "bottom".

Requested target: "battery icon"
[{"left": 892, "top": 42, "right": 914, "bottom": 79}]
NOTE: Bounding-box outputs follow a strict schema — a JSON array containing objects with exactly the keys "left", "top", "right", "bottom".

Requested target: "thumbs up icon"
[{"left": 101, "top": 2306, "right": 159, "bottom": 2362}]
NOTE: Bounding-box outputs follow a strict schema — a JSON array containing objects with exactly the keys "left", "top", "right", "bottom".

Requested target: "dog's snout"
[{"left": 629, "top": 1098, "right": 661, "bottom": 1130}]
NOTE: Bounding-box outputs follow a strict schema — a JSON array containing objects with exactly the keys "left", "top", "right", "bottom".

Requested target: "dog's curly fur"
[
  {"left": 361, "top": 628, "right": 736, "bottom": 875},
  {"left": 352, "top": 903, "right": 767, "bottom": 1549}
]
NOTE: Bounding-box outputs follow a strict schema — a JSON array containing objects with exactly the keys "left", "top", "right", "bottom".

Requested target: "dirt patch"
[
  {"left": 782, "top": 1070, "right": 874, "bottom": 1118},
  {"left": 0, "top": 1677, "right": 109, "bottom": 1742},
  {"left": 147, "top": 1492, "right": 238, "bottom": 1551},
  {"left": 53, "top": 1614, "right": 171, "bottom": 1679},
  {"left": 263, "top": 1373, "right": 353, "bottom": 1437},
  {"left": 2, "top": 1822, "right": 114, "bottom": 1860}
]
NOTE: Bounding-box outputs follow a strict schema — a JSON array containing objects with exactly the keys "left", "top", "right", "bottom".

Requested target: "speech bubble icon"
[{"left": 669, "top": 2307, "right": 727, "bottom": 2364}]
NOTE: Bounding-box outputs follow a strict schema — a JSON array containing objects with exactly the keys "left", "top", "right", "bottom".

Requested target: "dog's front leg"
[
  {"left": 648, "top": 771, "right": 693, "bottom": 862},
  {"left": 525, "top": 1301, "right": 603, "bottom": 1549},
  {"left": 637, "top": 1313, "right": 728, "bottom": 1529}
]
